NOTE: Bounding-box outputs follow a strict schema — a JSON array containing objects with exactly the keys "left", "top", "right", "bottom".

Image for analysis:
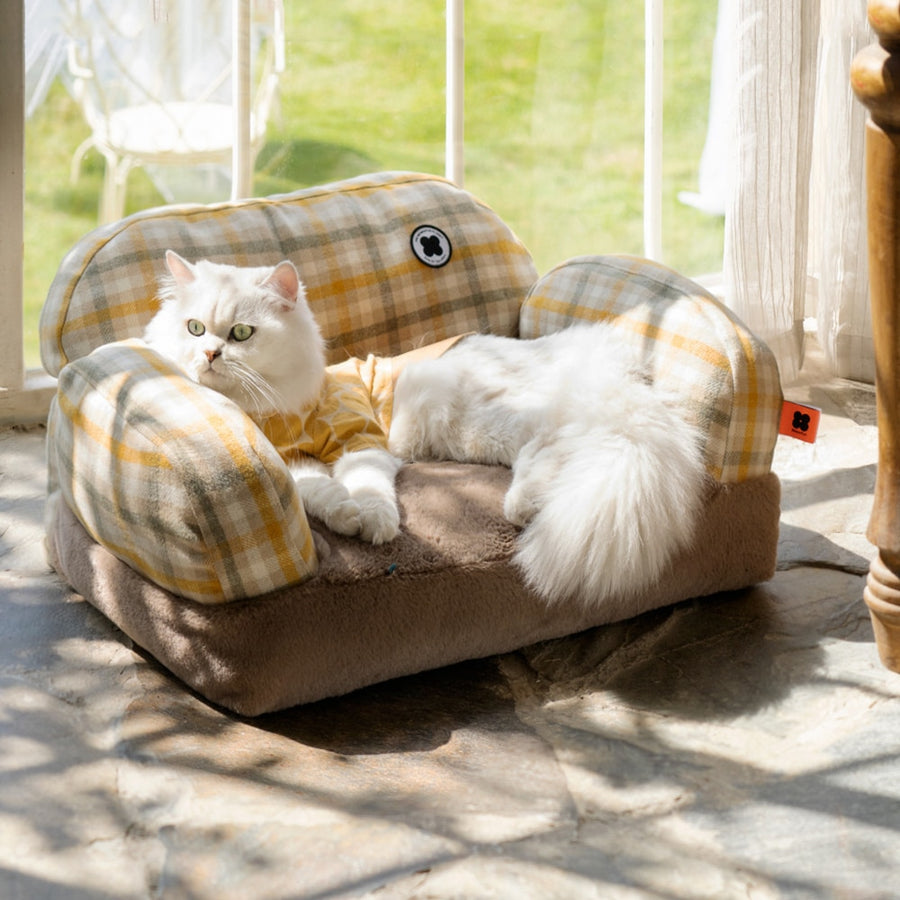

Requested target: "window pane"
[
  {"left": 259, "top": 0, "right": 723, "bottom": 276},
  {"left": 254, "top": 0, "right": 446, "bottom": 196},
  {"left": 24, "top": 0, "right": 722, "bottom": 370},
  {"left": 662, "top": 0, "right": 724, "bottom": 277},
  {"left": 466, "top": 2, "right": 649, "bottom": 275},
  {"left": 461, "top": 0, "right": 722, "bottom": 276}
]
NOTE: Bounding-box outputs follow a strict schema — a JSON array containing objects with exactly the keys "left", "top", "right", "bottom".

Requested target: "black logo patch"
[{"left": 410, "top": 225, "right": 452, "bottom": 268}]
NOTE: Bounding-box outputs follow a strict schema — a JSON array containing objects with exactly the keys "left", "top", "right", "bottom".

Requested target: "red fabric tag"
[{"left": 779, "top": 401, "right": 820, "bottom": 444}]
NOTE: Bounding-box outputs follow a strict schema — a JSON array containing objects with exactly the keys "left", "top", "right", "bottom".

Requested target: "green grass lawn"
[{"left": 24, "top": 0, "right": 722, "bottom": 368}]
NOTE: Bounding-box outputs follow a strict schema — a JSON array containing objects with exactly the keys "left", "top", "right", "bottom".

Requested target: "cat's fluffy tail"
[{"left": 512, "top": 383, "right": 708, "bottom": 611}]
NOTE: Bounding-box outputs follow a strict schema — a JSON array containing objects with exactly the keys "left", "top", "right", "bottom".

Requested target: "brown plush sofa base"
[{"left": 47, "top": 462, "right": 781, "bottom": 715}]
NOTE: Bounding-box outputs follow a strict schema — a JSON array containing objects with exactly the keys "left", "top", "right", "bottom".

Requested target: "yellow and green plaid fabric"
[
  {"left": 48, "top": 340, "right": 318, "bottom": 603},
  {"left": 40, "top": 171, "right": 537, "bottom": 376},
  {"left": 520, "top": 255, "right": 783, "bottom": 483}
]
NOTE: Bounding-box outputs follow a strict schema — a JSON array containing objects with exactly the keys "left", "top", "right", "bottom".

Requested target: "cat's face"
[{"left": 144, "top": 251, "right": 326, "bottom": 416}]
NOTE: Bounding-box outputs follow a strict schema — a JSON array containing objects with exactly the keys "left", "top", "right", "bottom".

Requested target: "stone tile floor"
[{"left": 1, "top": 344, "right": 899, "bottom": 899}]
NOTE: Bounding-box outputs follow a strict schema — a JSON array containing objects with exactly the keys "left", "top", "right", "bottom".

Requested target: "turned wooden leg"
[{"left": 852, "top": 1, "right": 900, "bottom": 671}]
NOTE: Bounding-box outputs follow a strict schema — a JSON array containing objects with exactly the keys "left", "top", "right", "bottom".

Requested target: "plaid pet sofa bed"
[{"left": 42, "top": 171, "right": 783, "bottom": 715}]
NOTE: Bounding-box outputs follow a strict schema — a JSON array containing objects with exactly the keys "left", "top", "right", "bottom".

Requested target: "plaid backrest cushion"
[
  {"left": 40, "top": 171, "right": 537, "bottom": 376},
  {"left": 520, "top": 255, "right": 783, "bottom": 483},
  {"left": 47, "top": 339, "right": 318, "bottom": 602}
]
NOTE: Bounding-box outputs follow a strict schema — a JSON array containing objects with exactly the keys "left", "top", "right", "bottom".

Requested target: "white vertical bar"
[
  {"left": 232, "top": 0, "right": 252, "bottom": 200},
  {"left": 644, "top": 0, "right": 664, "bottom": 260},
  {"left": 445, "top": 0, "right": 464, "bottom": 185},
  {"left": 0, "top": 0, "right": 25, "bottom": 389}
]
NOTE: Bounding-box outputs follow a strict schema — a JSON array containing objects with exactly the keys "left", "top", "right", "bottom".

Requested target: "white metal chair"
[{"left": 64, "top": 0, "right": 284, "bottom": 222}]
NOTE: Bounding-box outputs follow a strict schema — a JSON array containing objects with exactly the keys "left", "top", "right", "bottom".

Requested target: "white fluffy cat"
[
  {"left": 144, "top": 251, "right": 402, "bottom": 545},
  {"left": 145, "top": 252, "right": 707, "bottom": 607}
]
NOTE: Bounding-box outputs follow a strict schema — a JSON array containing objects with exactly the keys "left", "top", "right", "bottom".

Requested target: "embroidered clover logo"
[
  {"left": 419, "top": 234, "right": 443, "bottom": 258},
  {"left": 410, "top": 225, "right": 452, "bottom": 268},
  {"left": 792, "top": 411, "right": 811, "bottom": 433}
]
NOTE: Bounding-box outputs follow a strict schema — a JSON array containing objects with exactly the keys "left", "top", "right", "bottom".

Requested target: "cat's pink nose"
[{"left": 205, "top": 349, "right": 221, "bottom": 363}]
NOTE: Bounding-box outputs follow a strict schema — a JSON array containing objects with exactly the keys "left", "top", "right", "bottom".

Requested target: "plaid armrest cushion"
[
  {"left": 519, "top": 255, "right": 783, "bottom": 483},
  {"left": 47, "top": 339, "right": 318, "bottom": 603}
]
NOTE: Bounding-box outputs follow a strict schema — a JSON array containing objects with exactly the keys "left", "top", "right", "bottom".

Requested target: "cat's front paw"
[
  {"left": 322, "top": 497, "right": 362, "bottom": 536},
  {"left": 357, "top": 497, "right": 401, "bottom": 544}
]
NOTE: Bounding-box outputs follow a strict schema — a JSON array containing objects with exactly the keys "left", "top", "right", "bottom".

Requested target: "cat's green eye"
[
  {"left": 230, "top": 323, "right": 255, "bottom": 342},
  {"left": 186, "top": 319, "right": 205, "bottom": 336}
]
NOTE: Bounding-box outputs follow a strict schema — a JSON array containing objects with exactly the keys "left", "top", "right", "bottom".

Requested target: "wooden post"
[{"left": 852, "top": 1, "right": 900, "bottom": 671}]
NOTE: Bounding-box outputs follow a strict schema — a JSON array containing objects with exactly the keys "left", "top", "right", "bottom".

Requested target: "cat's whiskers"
[{"left": 228, "top": 359, "right": 288, "bottom": 420}]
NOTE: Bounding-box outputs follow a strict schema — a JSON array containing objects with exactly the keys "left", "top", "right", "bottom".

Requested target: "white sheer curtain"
[{"left": 722, "top": 0, "right": 872, "bottom": 384}]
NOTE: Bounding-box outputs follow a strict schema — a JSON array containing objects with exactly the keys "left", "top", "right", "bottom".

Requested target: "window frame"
[
  {"left": 1, "top": 0, "right": 670, "bottom": 426},
  {"left": 0, "top": 3, "right": 26, "bottom": 407},
  {"left": 1, "top": 2, "right": 55, "bottom": 424}
]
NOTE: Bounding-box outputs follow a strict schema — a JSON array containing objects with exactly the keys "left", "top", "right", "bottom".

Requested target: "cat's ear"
[
  {"left": 165, "top": 250, "right": 196, "bottom": 286},
  {"left": 261, "top": 260, "right": 301, "bottom": 311}
]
